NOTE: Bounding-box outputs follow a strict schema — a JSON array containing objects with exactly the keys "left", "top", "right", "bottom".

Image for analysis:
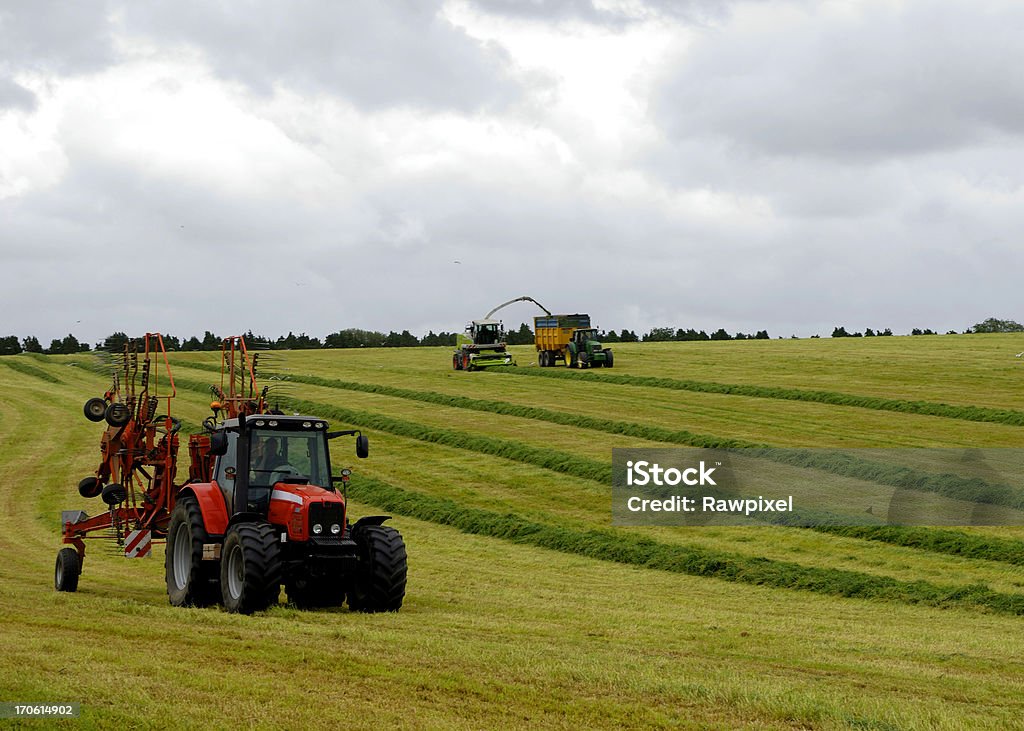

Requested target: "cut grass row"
[
  {"left": 1, "top": 358, "right": 63, "bottom": 384},
  {"left": 489, "top": 364, "right": 1024, "bottom": 426},
  {"left": 193, "top": 368, "right": 1024, "bottom": 564},
  {"left": 59, "top": 359, "right": 1024, "bottom": 566},
  {"left": 349, "top": 475, "right": 1024, "bottom": 616}
]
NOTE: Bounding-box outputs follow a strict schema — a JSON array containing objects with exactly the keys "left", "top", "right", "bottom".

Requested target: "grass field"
[{"left": 1, "top": 334, "right": 1024, "bottom": 729}]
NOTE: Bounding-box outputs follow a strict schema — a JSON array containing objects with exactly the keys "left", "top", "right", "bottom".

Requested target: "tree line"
[{"left": 0, "top": 317, "right": 1020, "bottom": 356}]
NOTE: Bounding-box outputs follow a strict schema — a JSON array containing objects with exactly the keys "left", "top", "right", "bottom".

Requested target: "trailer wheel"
[
  {"left": 604, "top": 349, "right": 614, "bottom": 368},
  {"left": 101, "top": 482, "right": 127, "bottom": 505},
  {"left": 104, "top": 402, "right": 131, "bottom": 427},
  {"left": 83, "top": 398, "right": 107, "bottom": 422},
  {"left": 78, "top": 476, "right": 101, "bottom": 498},
  {"left": 221, "top": 522, "right": 282, "bottom": 614},
  {"left": 538, "top": 351, "right": 546, "bottom": 367},
  {"left": 166, "top": 496, "right": 220, "bottom": 607},
  {"left": 55, "top": 548, "right": 81, "bottom": 592},
  {"left": 348, "top": 524, "right": 407, "bottom": 612}
]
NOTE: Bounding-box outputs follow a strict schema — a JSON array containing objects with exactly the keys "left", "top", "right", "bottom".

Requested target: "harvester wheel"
[
  {"left": 101, "top": 482, "right": 127, "bottom": 505},
  {"left": 348, "top": 525, "right": 407, "bottom": 612},
  {"left": 55, "top": 548, "right": 81, "bottom": 592},
  {"left": 78, "top": 476, "right": 101, "bottom": 498},
  {"left": 166, "top": 496, "right": 220, "bottom": 607},
  {"left": 104, "top": 402, "right": 131, "bottom": 427},
  {"left": 83, "top": 398, "right": 107, "bottom": 422},
  {"left": 220, "top": 522, "right": 282, "bottom": 614},
  {"left": 452, "top": 353, "right": 462, "bottom": 370},
  {"left": 604, "top": 349, "right": 614, "bottom": 368}
]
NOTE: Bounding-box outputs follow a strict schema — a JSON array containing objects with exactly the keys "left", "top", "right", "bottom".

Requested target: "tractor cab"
[
  {"left": 212, "top": 415, "right": 337, "bottom": 514},
  {"left": 469, "top": 319, "right": 503, "bottom": 345},
  {"left": 573, "top": 328, "right": 602, "bottom": 349}
]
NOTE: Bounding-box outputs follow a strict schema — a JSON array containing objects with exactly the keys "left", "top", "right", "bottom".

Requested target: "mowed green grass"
[{"left": 1, "top": 335, "right": 1023, "bottom": 729}]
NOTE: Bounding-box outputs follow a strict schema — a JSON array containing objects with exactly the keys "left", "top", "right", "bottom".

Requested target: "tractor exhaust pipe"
[{"left": 234, "top": 413, "right": 250, "bottom": 516}]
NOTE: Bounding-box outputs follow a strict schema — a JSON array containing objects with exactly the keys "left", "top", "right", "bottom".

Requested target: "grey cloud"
[
  {"left": 0, "top": 0, "right": 116, "bottom": 74},
  {"left": 655, "top": 1, "right": 1024, "bottom": 162},
  {"left": 120, "top": 1, "right": 517, "bottom": 112},
  {"left": 0, "top": 74, "right": 35, "bottom": 110}
]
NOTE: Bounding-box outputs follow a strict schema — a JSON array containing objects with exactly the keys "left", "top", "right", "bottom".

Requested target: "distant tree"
[
  {"left": 864, "top": 328, "right": 876, "bottom": 337},
  {"left": 710, "top": 328, "right": 732, "bottom": 341},
  {"left": 57, "top": 334, "right": 83, "bottom": 353},
  {"left": 831, "top": 326, "right": 850, "bottom": 338},
  {"left": 163, "top": 334, "right": 181, "bottom": 351},
  {"left": 880, "top": 328, "right": 893, "bottom": 336},
  {"left": 755, "top": 330, "right": 770, "bottom": 340},
  {"left": 643, "top": 327, "right": 675, "bottom": 342},
  {"left": 505, "top": 322, "right": 533, "bottom": 345},
  {"left": 946, "top": 330, "right": 958, "bottom": 335},
  {"left": 103, "top": 331, "right": 129, "bottom": 351},
  {"left": 201, "top": 331, "right": 220, "bottom": 350},
  {"left": 603, "top": 330, "right": 620, "bottom": 343},
  {"left": 46, "top": 338, "right": 62, "bottom": 354},
  {"left": 181, "top": 336, "right": 202, "bottom": 351},
  {"left": 22, "top": 336, "right": 42, "bottom": 353},
  {"left": 0, "top": 335, "right": 21, "bottom": 355},
  {"left": 619, "top": 329, "right": 639, "bottom": 343},
  {"left": 972, "top": 317, "right": 1024, "bottom": 333}
]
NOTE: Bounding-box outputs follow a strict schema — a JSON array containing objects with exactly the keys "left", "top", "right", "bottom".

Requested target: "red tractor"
[{"left": 57, "top": 335, "right": 407, "bottom": 614}]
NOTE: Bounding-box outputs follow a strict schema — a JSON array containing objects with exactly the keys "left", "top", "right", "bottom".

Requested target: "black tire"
[
  {"left": 166, "top": 496, "right": 220, "bottom": 607},
  {"left": 101, "top": 482, "right": 127, "bottom": 505},
  {"left": 579, "top": 351, "right": 589, "bottom": 368},
  {"left": 604, "top": 349, "right": 614, "bottom": 368},
  {"left": 55, "top": 548, "right": 81, "bottom": 592},
  {"left": 452, "top": 353, "right": 462, "bottom": 370},
  {"left": 348, "top": 525, "right": 407, "bottom": 612},
  {"left": 83, "top": 398, "right": 107, "bottom": 422},
  {"left": 78, "top": 476, "right": 101, "bottom": 498},
  {"left": 220, "top": 522, "right": 282, "bottom": 614},
  {"left": 105, "top": 402, "right": 131, "bottom": 427}
]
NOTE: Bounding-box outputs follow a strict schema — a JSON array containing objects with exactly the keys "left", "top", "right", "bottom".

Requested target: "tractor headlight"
[
  {"left": 330, "top": 523, "right": 341, "bottom": 535},
  {"left": 312, "top": 523, "right": 323, "bottom": 535}
]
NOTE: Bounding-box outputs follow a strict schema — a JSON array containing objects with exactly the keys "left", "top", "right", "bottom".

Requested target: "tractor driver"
[{"left": 252, "top": 436, "right": 287, "bottom": 473}]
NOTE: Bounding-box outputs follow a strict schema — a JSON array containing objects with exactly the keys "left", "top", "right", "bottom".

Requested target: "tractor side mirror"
[
  {"left": 356, "top": 435, "right": 369, "bottom": 459},
  {"left": 209, "top": 432, "right": 228, "bottom": 456}
]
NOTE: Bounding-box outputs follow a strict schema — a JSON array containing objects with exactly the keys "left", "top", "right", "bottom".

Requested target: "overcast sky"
[{"left": 2, "top": 0, "right": 1022, "bottom": 345}]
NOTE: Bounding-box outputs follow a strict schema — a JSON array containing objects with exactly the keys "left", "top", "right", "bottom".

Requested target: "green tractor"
[{"left": 564, "top": 327, "right": 613, "bottom": 368}]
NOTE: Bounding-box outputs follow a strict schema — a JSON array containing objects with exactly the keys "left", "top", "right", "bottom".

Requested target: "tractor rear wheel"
[
  {"left": 166, "top": 496, "right": 220, "bottom": 607},
  {"left": 220, "top": 522, "right": 282, "bottom": 614},
  {"left": 55, "top": 548, "right": 81, "bottom": 592},
  {"left": 348, "top": 525, "right": 407, "bottom": 612}
]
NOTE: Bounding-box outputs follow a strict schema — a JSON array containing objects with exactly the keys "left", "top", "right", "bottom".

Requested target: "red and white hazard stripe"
[{"left": 124, "top": 529, "right": 152, "bottom": 558}]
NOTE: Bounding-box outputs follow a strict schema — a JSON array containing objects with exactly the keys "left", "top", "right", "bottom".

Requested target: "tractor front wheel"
[
  {"left": 452, "top": 353, "right": 462, "bottom": 370},
  {"left": 166, "top": 496, "right": 220, "bottom": 607},
  {"left": 220, "top": 522, "right": 282, "bottom": 614},
  {"left": 349, "top": 525, "right": 407, "bottom": 612},
  {"left": 565, "top": 347, "right": 576, "bottom": 368},
  {"left": 604, "top": 349, "right": 614, "bottom": 368},
  {"left": 55, "top": 548, "right": 81, "bottom": 592}
]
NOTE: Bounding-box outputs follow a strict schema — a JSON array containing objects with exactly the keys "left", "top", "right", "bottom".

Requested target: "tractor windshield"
[
  {"left": 250, "top": 429, "right": 332, "bottom": 488},
  {"left": 475, "top": 323, "right": 500, "bottom": 344}
]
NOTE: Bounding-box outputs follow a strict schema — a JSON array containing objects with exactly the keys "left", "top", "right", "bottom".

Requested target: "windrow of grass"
[
  {"left": 152, "top": 372, "right": 1024, "bottom": 568},
  {"left": 489, "top": 365, "right": 1024, "bottom": 426},
  {"left": 1, "top": 357, "right": 63, "bottom": 384},
  {"left": 77, "top": 359, "right": 1024, "bottom": 570},
  {"left": 349, "top": 475, "right": 1024, "bottom": 616}
]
